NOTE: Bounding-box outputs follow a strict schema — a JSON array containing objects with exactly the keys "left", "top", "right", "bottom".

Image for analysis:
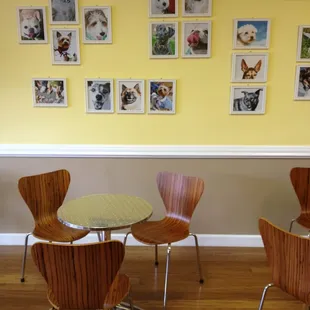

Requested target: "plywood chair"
[
  {"left": 124, "top": 171, "right": 205, "bottom": 308},
  {"left": 289, "top": 167, "right": 310, "bottom": 233},
  {"left": 31, "top": 241, "right": 134, "bottom": 310},
  {"left": 18, "top": 169, "right": 89, "bottom": 282},
  {"left": 258, "top": 217, "right": 310, "bottom": 309}
]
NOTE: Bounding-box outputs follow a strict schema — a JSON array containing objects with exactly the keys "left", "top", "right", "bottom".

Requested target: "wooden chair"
[
  {"left": 124, "top": 171, "right": 205, "bottom": 308},
  {"left": 289, "top": 167, "right": 310, "bottom": 233},
  {"left": 31, "top": 241, "right": 134, "bottom": 310},
  {"left": 258, "top": 217, "right": 310, "bottom": 309},
  {"left": 18, "top": 169, "right": 89, "bottom": 282}
]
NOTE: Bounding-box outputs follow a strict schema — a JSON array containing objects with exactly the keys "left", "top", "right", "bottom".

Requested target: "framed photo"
[
  {"left": 182, "top": 21, "right": 211, "bottom": 58},
  {"left": 148, "top": 80, "right": 176, "bottom": 114},
  {"left": 297, "top": 26, "right": 310, "bottom": 62},
  {"left": 32, "top": 78, "right": 67, "bottom": 107},
  {"left": 82, "top": 7, "right": 112, "bottom": 44},
  {"left": 51, "top": 28, "right": 80, "bottom": 65},
  {"left": 85, "top": 79, "right": 114, "bottom": 113},
  {"left": 49, "top": 0, "right": 79, "bottom": 24},
  {"left": 233, "top": 19, "right": 271, "bottom": 50},
  {"left": 149, "top": 0, "right": 178, "bottom": 18},
  {"left": 230, "top": 86, "right": 267, "bottom": 115},
  {"left": 16, "top": 7, "right": 48, "bottom": 43},
  {"left": 231, "top": 53, "right": 268, "bottom": 82},
  {"left": 116, "top": 80, "right": 145, "bottom": 114},
  {"left": 150, "top": 22, "right": 178, "bottom": 59},
  {"left": 294, "top": 65, "right": 310, "bottom": 101},
  {"left": 182, "top": 0, "right": 212, "bottom": 17}
]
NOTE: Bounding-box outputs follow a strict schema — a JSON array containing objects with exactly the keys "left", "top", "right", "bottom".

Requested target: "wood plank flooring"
[{"left": 0, "top": 246, "right": 306, "bottom": 309}]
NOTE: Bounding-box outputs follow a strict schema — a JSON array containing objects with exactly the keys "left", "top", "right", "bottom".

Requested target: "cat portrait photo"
[
  {"left": 85, "top": 79, "right": 114, "bottom": 113},
  {"left": 49, "top": 0, "right": 79, "bottom": 24},
  {"left": 51, "top": 28, "right": 80, "bottom": 65},
  {"left": 32, "top": 78, "right": 67, "bottom": 107},
  {"left": 148, "top": 80, "right": 176, "bottom": 114},
  {"left": 231, "top": 53, "right": 268, "bottom": 82},
  {"left": 150, "top": 22, "right": 178, "bottom": 59},
  {"left": 230, "top": 86, "right": 267, "bottom": 115},
  {"left": 183, "top": 0, "right": 212, "bottom": 17},
  {"left": 233, "top": 19, "right": 271, "bottom": 49},
  {"left": 116, "top": 80, "right": 145, "bottom": 114},
  {"left": 297, "top": 26, "right": 310, "bottom": 62},
  {"left": 294, "top": 65, "right": 310, "bottom": 100},
  {"left": 182, "top": 21, "right": 211, "bottom": 58},
  {"left": 82, "top": 7, "right": 112, "bottom": 44},
  {"left": 149, "top": 0, "right": 178, "bottom": 18},
  {"left": 16, "top": 7, "right": 48, "bottom": 44}
]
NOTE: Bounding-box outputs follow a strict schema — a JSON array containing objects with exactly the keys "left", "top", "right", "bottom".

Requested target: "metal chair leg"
[
  {"left": 124, "top": 232, "right": 132, "bottom": 246},
  {"left": 127, "top": 289, "right": 134, "bottom": 310},
  {"left": 289, "top": 218, "right": 296, "bottom": 232},
  {"left": 189, "top": 233, "right": 204, "bottom": 284},
  {"left": 258, "top": 283, "right": 274, "bottom": 310},
  {"left": 163, "top": 243, "right": 172, "bottom": 309},
  {"left": 155, "top": 244, "right": 159, "bottom": 266},
  {"left": 20, "top": 232, "right": 32, "bottom": 283}
]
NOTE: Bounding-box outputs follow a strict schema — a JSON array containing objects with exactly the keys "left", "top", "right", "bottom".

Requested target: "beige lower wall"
[{"left": 0, "top": 157, "right": 309, "bottom": 235}]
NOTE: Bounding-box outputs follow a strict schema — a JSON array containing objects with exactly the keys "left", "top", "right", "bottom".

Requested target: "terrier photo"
[
  {"left": 49, "top": 0, "right": 78, "bottom": 24},
  {"left": 183, "top": 0, "right": 211, "bottom": 16},
  {"left": 149, "top": 0, "right": 177, "bottom": 17},
  {"left": 295, "top": 65, "right": 310, "bottom": 100},
  {"left": 297, "top": 26, "right": 310, "bottom": 61}
]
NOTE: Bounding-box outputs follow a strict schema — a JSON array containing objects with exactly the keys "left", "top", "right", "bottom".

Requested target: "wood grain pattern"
[
  {"left": 259, "top": 217, "right": 310, "bottom": 305},
  {"left": 18, "top": 169, "right": 88, "bottom": 242},
  {"left": 31, "top": 241, "right": 131, "bottom": 309}
]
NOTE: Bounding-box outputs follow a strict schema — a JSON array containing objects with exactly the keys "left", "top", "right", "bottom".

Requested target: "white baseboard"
[{"left": 0, "top": 233, "right": 264, "bottom": 247}]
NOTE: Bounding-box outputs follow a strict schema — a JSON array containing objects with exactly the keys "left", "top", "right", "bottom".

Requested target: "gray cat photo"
[{"left": 49, "top": 0, "right": 79, "bottom": 24}]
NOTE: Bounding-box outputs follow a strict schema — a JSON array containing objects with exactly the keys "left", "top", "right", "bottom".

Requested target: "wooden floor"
[{"left": 0, "top": 246, "right": 306, "bottom": 309}]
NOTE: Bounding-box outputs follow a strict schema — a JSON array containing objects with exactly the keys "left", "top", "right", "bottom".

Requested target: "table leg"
[
  {"left": 104, "top": 230, "right": 111, "bottom": 241},
  {"left": 97, "top": 232, "right": 104, "bottom": 242}
]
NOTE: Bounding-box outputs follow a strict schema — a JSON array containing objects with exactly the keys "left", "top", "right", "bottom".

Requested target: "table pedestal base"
[
  {"left": 97, "top": 230, "right": 112, "bottom": 242},
  {"left": 115, "top": 302, "right": 144, "bottom": 310}
]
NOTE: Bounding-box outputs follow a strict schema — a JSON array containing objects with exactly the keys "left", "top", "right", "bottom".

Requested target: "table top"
[{"left": 57, "top": 194, "right": 153, "bottom": 231}]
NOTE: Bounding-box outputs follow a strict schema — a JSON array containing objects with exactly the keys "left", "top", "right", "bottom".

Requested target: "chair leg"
[
  {"left": 20, "top": 232, "right": 32, "bottom": 283},
  {"left": 124, "top": 232, "right": 132, "bottom": 246},
  {"left": 163, "top": 243, "right": 172, "bottom": 309},
  {"left": 189, "top": 233, "right": 204, "bottom": 284},
  {"left": 127, "top": 289, "right": 134, "bottom": 310},
  {"left": 258, "top": 283, "right": 274, "bottom": 310},
  {"left": 289, "top": 218, "right": 296, "bottom": 232},
  {"left": 155, "top": 244, "right": 159, "bottom": 266}
]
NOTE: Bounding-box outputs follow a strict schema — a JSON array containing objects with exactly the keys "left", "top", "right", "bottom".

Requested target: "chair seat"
[
  {"left": 297, "top": 214, "right": 310, "bottom": 230},
  {"left": 131, "top": 218, "right": 189, "bottom": 245}
]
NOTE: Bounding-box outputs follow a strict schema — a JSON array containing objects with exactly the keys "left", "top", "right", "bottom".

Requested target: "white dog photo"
[
  {"left": 183, "top": 0, "right": 212, "bottom": 16},
  {"left": 149, "top": 0, "right": 177, "bottom": 17}
]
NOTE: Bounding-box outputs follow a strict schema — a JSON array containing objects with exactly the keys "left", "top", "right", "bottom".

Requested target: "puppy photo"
[
  {"left": 148, "top": 80, "right": 176, "bottom": 114},
  {"left": 49, "top": 0, "right": 78, "bottom": 24},
  {"left": 149, "top": 0, "right": 177, "bottom": 17},
  {"left": 83, "top": 7, "right": 112, "bottom": 43},
  {"left": 51, "top": 29, "right": 80, "bottom": 65},
  {"left": 85, "top": 79, "right": 113, "bottom": 113},
  {"left": 182, "top": 21, "right": 211, "bottom": 58},
  {"left": 183, "top": 0, "right": 212, "bottom": 16},
  {"left": 117, "top": 80, "right": 145, "bottom": 114},
  {"left": 294, "top": 65, "right": 310, "bottom": 100},
  {"left": 297, "top": 26, "right": 310, "bottom": 61},
  {"left": 233, "top": 19, "right": 271, "bottom": 49},
  {"left": 150, "top": 22, "right": 178, "bottom": 58},
  {"left": 17, "top": 7, "right": 47, "bottom": 43}
]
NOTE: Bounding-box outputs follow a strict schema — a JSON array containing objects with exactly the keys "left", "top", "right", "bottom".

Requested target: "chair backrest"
[
  {"left": 290, "top": 167, "right": 310, "bottom": 213},
  {"left": 157, "top": 171, "right": 204, "bottom": 224},
  {"left": 18, "top": 169, "right": 70, "bottom": 222},
  {"left": 31, "top": 241, "right": 125, "bottom": 309},
  {"left": 259, "top": 217, "right": 310, "bottom": 304}
]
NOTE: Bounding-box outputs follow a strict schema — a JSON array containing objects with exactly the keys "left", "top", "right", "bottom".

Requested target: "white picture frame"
[
  {"left": 149, "top": 0, "right": 178, "bottom": 18},
  {"left": 32, "top": 78, "right": 68, "bottom": 107},
  {"left": 49, "top": 0, "right": 79, "bottom": 24},
  {"left": 230, "top": 86, "right": 267, "bottom": 115},
  {"left": 116, "top": 79, "right": 145, "bottom": 114},
  {"left": 82, "top": 6, "right": 112, "bottom": 44},
  {"left": 182, "top": 21, "right": 211, "bottom": 58},
  {"left": 50, "top": 28, "right": 81, "bottom": 65},
  {"left": 16, "top": 6, "right": 48, "bottom": 44},
  {"left": 231, "top": 53, "right": 269, "bottom": 83},
  {"left": 297, "top": 25, "right": 310, "bottom": 62},
  {"left": 294, "top": 65, "right": 310, "bottom": 101},
  {"left": 148, "top": 79, "right": 176, "bottom": 114},
  {"left": 182, "top": 0, "right": 212, "bottom": 17}
]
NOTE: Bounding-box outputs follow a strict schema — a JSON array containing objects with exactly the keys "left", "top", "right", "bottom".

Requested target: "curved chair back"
[
  {"left": 31, "top": 241, "right": 125, "bottom": 309},
  {"left": 259, "top": 217, "right": 310, "bottom": 305},
  {"left": 156, "top": 171, "right": 204, "bottom": 225}
]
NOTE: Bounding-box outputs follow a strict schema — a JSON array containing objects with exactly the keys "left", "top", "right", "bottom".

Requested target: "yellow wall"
[{"left": 1, "top": 0, "right": 310, "bottom": 145}]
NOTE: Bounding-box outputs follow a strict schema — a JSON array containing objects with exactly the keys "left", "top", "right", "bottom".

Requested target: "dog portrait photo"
[
  {"left": 82, "top": 7, "right": 112, "bottom": 44},
  {"left": 231, "top": 53, "right": 268, "bottom": 82},
  {"left": 148, "top": 80, "right": 176, "bottom": 114},
  {"left": 149, "top": 0, "right": 177, "bottom": 17},
  {"left": 49, "top": 0, "right": 79, "bottom": 24},
  {"left": 294, "top": 65, "right": 310, "bottom": 100},
  {"left": 51, "top": 29, "right": 80, "bottom": 65},
  {"left": 233, "top": 19, "right": 271, "bottom": 49},
  {"left": 182, "top": 21, "right": 211, "bottom": 58},
  {"left": 230, "top": 86, "right": 266, "bottom": 115},
  {"left": 85, "top": 79, "right": 114, "bottom": 113},
  {"left": 32, "top": 78, "right": 67, "bottom": 107},
  {"left": 183, "top": 0, "right": 212, "bottom": 17},
  {"left": 297, "top": 26, "right": 310, "bottom": 62},
  {"left": 116, "top": 80, "right": 145, "bottom": 114},
  {"left": 17, "top": 7, "right": 48, "bottom": 44},
  {"left": 150, "top": 22, "right": 178, "bottom": 58}
]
